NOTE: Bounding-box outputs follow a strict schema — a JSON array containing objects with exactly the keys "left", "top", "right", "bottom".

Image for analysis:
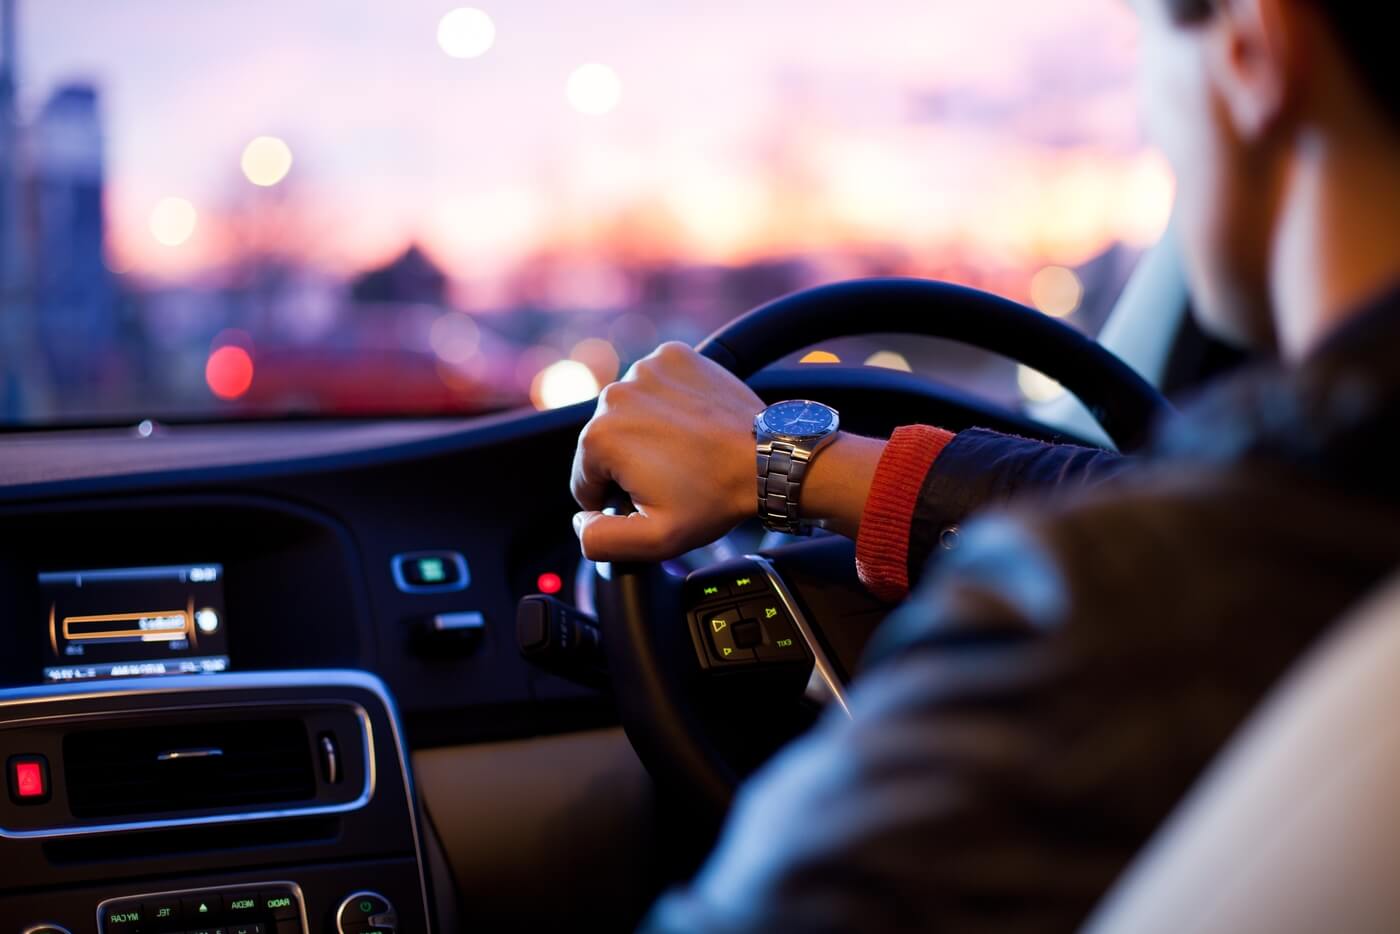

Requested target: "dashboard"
[{"left": 0, "top": 367, "right": 1064, "bottom": 932}]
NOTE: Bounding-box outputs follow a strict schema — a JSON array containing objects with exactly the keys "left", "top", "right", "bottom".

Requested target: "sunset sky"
[{"left": 17, "top": 0, "right": 1171, "bottom": 300}]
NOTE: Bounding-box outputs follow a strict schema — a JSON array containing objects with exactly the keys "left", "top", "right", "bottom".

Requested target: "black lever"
[{"left": 516, "top": 594, "right": 608, "bottom": 691}]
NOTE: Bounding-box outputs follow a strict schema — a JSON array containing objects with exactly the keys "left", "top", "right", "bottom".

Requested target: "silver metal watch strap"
[{"left": 757, "top": 440, "right": 813, "bottom": 535}]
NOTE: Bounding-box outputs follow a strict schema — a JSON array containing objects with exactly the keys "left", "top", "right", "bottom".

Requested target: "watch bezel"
[{"left": 754, "top": 400, "right": 840, "bottom": 443}]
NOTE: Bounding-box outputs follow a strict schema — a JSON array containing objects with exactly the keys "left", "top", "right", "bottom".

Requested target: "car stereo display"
[{"left": 40, "top": 563, "right": 230, "bottom": 682}]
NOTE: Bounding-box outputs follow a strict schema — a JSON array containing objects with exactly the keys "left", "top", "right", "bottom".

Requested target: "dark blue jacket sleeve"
[{"left": 906, "top": 428, "right": 1132, "bottom": 584}]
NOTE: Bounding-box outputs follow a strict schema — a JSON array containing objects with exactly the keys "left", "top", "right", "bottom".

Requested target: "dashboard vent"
[{"left": 63, "top": 718, "right": 317, "bottom": 819}]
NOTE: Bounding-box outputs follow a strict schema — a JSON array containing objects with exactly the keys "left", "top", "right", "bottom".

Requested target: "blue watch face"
[{"left": 763, "top": 400, "right": 836, "bottom": 437}]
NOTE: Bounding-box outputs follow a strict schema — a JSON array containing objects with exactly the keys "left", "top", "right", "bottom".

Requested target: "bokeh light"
[
  {"left": 437, "top": 7, "right": 496, "bottom": 60},
  {"left": 566, "top": 63, "right": 622, "bottom": 116},
  {"left": 240, "top": 136, "right": 294, "bottom": 187},
  {"left": 149, "top": 197, "right": 197, "bottom": 246},
  {"left": 570, "top": 337, "right": 620, "bottom": 386},
  {"left": 864, "top": 350, "right": 912, "bottom": 372},
  {"left": 1017, "top": 364, "right": 1065, "bottom": 403},
  {"left": 799, "top": 350, "right": 841, "bottom": 364},
  {"left": 531, "top": 359, "right": 600, "bottom": 410},
  {"left": 1029, "top": 265, "right": 1084, "bottom": 318},
  {"left": 206, "top": 346, "right": 254, "bottom": 400},
  {"left": 429, "top": 311, "right": 482, "bottom": 364}
]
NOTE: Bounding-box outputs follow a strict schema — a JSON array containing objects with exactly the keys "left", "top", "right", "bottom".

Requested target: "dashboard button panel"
[{"left": 98, "top": 882, "right": 306, "bottom": 933}]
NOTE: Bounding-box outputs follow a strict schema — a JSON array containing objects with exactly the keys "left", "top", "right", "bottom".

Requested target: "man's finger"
[
  {"left": 573, "top": 510, "right": 671, "bottom": 562},
  {"left": 570, "top": 427, "right": 613, "bottom": 511}
]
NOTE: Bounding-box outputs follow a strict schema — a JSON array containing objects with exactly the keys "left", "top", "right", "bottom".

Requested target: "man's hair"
[{"left": 1164, "top": 1, "right": 1399, "bottom": 127}]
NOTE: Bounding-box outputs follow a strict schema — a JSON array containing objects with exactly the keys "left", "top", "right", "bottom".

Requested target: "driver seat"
[{"left": 1085, "top": 571, "right": 1400, "bottom": 934}]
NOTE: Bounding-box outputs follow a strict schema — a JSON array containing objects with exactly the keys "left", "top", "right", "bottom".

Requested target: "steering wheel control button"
[
  {"left": 390, "top": 550, "right": 470, "bottom": 593},
  {"left": 703, "top": 609, "right": 755, "bottom": 664},
  {"left": 687, "top": 576, "right": 731, "bottom": 603},
  {"left": 731, "top": 618, "right": 763, "bottom": 649},
  {"left": 336, "top": 891, "right": 397, "bottom": 933},
  {"left": 7, "top": 754, "right": 51, "bottom": 804},
  {"left": 745, "top": 600, "right": 806, "bottom": 661},
  {"left": 729, "top": 573, "right": 768, "bottom": 598}
]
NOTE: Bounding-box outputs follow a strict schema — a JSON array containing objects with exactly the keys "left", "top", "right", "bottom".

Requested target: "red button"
[
  {"left": 8, "top": 755, "right": 50, "bottom": 804},
  {"left": 16, "top": 763, "right": 43, "bottom": 796}
]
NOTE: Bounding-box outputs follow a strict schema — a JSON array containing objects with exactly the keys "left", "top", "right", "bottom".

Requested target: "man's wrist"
[{"left": 797, "top": 432, "right": 886, "bottom": 540}]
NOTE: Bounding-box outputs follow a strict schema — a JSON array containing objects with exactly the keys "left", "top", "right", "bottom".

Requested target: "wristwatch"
[{"left": 754, "top": 400, "right": 840, "bottom": 535}]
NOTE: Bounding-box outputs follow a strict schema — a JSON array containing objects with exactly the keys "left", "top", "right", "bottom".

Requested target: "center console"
[{"left": 0, "top": 671, "right": 432, "bottom": 933}]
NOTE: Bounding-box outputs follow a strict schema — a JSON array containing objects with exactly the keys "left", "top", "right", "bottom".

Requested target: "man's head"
[{"left": 1134, "top": 0, "right": 1400, "bottom": 353}]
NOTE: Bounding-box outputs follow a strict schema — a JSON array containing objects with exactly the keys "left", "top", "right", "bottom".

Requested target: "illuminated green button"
[
  {"left": 731, "top": 573, "right": 766, "bottom": 597},
  {"left": 687, "top": 578, "right": 731, "bottom": 603},
  {"left": 260, "top": 887, "right": 301, "bottom": 920},
  {"left": 417, "top": 557, "right": 446, "bottom": 582},
  {"left": 103, "top": 905, "right": 143, "bottom": 929},
  {"left": 225, "top": 889, "right": 259, "bottom": 913},
  {"left": 183, "top": 893, "right": 223, "bottom": 918},
  {"left": 144, "top": 897, "right": 180, "bottom": 922},
  {"left": 703, "top": 609, "right": 753, "bottom": 664}
]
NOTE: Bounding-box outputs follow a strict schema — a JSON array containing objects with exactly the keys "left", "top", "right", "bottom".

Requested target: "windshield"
[{"left": 0, "top": 0, "right": 1168, "bottom": 425}]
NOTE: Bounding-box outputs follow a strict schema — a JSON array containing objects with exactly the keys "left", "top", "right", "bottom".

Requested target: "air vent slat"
[{"left": 63, "top": 719, "right": 317, "bottom": 819}]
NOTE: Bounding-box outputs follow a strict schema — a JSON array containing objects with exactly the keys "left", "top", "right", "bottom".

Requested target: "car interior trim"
[{"left": 0, "top": 698, "right": 376, "bottom": 839}]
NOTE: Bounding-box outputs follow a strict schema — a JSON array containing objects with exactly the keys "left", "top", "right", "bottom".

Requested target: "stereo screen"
[{"left": 40, "top": 563, "right": 230, "bottom": 683}]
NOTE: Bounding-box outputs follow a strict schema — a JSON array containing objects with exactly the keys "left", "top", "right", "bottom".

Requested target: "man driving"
[{"left": 571, "top": 0, "right": 1400, "bottom": 929}]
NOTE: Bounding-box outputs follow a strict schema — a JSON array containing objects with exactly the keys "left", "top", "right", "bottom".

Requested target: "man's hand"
[{"left": 571, "top": 342, "right": 764, "bottom": 562}]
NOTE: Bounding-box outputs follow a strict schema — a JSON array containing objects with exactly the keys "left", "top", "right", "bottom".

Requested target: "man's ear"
[{"left": 1204, "top": 0, "right": 1302, "bottom": 141}]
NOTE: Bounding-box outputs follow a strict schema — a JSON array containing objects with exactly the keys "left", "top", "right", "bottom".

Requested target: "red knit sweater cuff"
[{"left": 855, "top": 425, "right": 956, "bottom": 603}]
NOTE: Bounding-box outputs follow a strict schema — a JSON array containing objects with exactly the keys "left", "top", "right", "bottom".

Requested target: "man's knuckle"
[{"left": 656, "top": 341, "right": 690, "bottom": 363}]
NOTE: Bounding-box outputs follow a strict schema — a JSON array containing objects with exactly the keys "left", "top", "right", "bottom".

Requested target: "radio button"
[{"left": 259, "top": 887, "right": 300, "bottom": 920}]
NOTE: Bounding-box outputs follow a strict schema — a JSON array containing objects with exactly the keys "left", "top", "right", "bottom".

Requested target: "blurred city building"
[{"left": 30, "top": 82, "right": 116, "bottom": 394}]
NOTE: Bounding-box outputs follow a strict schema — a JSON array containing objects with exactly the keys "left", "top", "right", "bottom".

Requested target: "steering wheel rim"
[
  {"left": 698, "top": 277, "right": 1171, "bottom": 450},
  {"left": 597, "top": 277, "right": 1173, "bottom": 818}
]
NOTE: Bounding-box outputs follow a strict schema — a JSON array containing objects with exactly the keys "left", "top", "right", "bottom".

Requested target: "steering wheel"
[{"left": 594, "top": 278, "right": 1172, "bottom": 818}]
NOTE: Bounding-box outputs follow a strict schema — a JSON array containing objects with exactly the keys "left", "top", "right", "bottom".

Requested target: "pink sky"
[{"left": 17, "top": 0, "right": 1170, "bottom": 291}]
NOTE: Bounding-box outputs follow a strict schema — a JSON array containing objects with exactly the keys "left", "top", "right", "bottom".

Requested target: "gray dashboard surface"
[{"left": 0, "top": 412, "right": 546, "bottom": 491}]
